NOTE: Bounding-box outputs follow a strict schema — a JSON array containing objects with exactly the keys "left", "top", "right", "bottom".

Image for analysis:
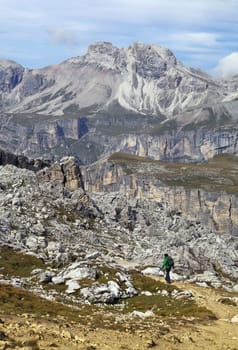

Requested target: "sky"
[{"left": 0, "top": 0, "right": 238, "bottom": 77}]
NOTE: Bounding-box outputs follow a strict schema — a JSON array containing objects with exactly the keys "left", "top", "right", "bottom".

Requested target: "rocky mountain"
[
  {"left": 0, "top": 42, "right": 238, "bottom": 164},
  {"left": 0, "top": 42, "right": 226, "bottom": 116}
]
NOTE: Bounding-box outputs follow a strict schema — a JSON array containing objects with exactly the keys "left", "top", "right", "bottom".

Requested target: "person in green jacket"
[{"left": 161, "top": 253, "right": 174, "bottom": 284}]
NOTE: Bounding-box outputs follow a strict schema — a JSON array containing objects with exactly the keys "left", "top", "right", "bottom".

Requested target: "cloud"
[
  {"left": 1, "top": 0, "right": 238, "bottom": 70},
  {"left": 47, "top": 28, "right": 78, "bottom": 46},
  {"left": 212, "top": 53, "right": 238, "bottom": 77},
  {"left": 169, "top": 32, "right": 219, "bottom": 48}
]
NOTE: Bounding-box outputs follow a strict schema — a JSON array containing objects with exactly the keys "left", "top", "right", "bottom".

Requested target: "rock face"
[
  {"left": 0, "top": 113, "right": 89, "bottom": 161},
  {"left": 81, "top": 156, "right": 238, "bottom": 235},
  {"left": 1, "top": 110, "right": 238, "bottom": 164},
  {"left": 37, "top": 156, "right": 83, "bottom": 190}
]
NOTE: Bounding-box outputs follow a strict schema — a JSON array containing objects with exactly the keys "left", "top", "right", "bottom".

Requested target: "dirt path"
[
  {"left": 0, "top": 278, "right": 238, "bottom": 349},
  {"left": 147, "top": 277, "right": 238, "bottom": 350}
]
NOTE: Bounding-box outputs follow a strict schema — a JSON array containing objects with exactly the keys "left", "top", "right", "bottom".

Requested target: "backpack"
[{"left": 168, "top": 256, "right": 174, "bottom": 269}]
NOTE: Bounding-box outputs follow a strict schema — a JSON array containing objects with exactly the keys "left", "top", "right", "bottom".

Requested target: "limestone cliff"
[
  {"left": 1, "top": 110, "right": 238, "bottom": 164},
  {"left": 81, "top": 154, "right": 238, "bottom": 235}
]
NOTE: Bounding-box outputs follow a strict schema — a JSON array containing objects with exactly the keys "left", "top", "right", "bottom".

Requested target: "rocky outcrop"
[
  {"left": 94, "top": 124, "right": 238, "bottom": 163},
  {"left": 0, "top": 60, "right": 24, "bottom": 93},
  {"left": 37, "top": 156, "right": 83, "bottom": 190}
]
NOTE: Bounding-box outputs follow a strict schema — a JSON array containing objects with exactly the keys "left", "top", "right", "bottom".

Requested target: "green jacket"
[{"left": 162, "top": 256, "right": 174, "bottom": 270}]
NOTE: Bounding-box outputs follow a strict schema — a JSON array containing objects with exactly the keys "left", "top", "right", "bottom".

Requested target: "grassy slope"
[{"left": 0, "top": 247, "right": 214, "bottom": 330}]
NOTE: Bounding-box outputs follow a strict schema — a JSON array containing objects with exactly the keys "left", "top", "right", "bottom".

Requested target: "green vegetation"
[
  {"left": 124, "top": 294, "right": 215, "bottom": 319},
  {"left": 0, "top": 251, "right": 216, "bottom": 332},
  {"left": 96, "top": 265, "right": 121, "bottom": 284},
  {"left": 130, "top": 271, "right": 175, "bottom": 293},
  {"left": 0, "top": 280, "right": 215, "bottom": 332},
  {"left": 0, "top": 246, "right": 46, "bottom": 278},
  {"left": 0, "top": 283, "right": 96, "bottom": 322},
  {"left": 109, "top": 152, "right": 152, "bottom": 163},
  {"left": 122, "top": 271, "right": 215, "bottom": 320}
]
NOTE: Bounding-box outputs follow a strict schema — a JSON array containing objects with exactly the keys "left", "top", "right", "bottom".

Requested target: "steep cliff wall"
[
  {"left": 81, "top": 158, "right": 238, "bottom": 235},
  {"left": 0, "top": 114, "right": 88, "bottom": 161},
  {"left": 1, "top": 111, "right": 238, "bottom": 165},
  {"left": 97, "top": 127, "right": 238, "bottom": 163}
]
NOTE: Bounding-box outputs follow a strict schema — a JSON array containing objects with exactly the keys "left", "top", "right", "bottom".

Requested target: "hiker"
[{"left": 161, "top": 253, "right": 174, "bottom": 284}]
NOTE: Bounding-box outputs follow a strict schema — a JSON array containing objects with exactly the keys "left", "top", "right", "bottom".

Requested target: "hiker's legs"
[{"left": 165, "top": 269, "right": 171, "bottom": 283}]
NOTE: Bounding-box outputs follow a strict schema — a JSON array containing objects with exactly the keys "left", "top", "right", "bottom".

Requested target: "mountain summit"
[{"left": 0, "top": 41, "right": 235, "bottom": 118}]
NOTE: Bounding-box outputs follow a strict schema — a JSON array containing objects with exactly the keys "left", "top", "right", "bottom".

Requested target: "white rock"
[
  {"left": 131, "top": 311, "right": 146, "bottom": 318},
  {"left": 131, "top": 310, "right": 155, "bottom": 318},
  {"left": 196, "top": 282, "right": 209, "bottom": 288},
  {"left": 63, "top": 266, "right": 96, "bottom": 280},
  {"left": 141, "top": 291, "right": 153, "bottom": 296},
  {"left": 52, "top": 276, "right": 65, "bottom": 284},
  {"left": 231, "top": 315, "right": 238, "bottom": 323},
  {"left": 170, "top": 272, "right": 184, "bottom": 281},
  {"left": 39, "top": 270, "right": 55, "bottom": 283},
  {"left": 85, "top": 251, "right": 101, "bottom": 259},
  {"left": 161, "top": 289, "right": 169, "bottom": 296},
  {"left": 25, "top": 236, "right": 47, "bottom": 250},
  {"left": 65, "top": 279, "right": 80, "bottom": 294},
  {"left": 233, "top": 284, "right": 238, "bottom": 292},
  {"left": 108, "top": 280, "right": 121, "bottom": 298},
  {"left": 47, "top": 241, "right": 64, "bottom": 253},
  {"left": 116, "top": 271, "right": 128, "bottom": 282},
  {"left": 141, "top": 267, "right": 163, "bottom": 276}
]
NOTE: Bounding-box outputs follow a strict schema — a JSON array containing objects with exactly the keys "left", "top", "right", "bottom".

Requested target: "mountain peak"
[
  {"left": 129, "top": 42, "right": 177, "bottom": 65},
  {"left": 87, "top": 41, "right": 118, "bottom": 55}
]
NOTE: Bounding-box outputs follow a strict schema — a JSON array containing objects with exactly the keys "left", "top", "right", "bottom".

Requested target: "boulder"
[
  {"left": 141, "top": 267, "right": 162, "bottom": 276},
  {"left": 80, "top": 281, "right": 122, "bottom": 304},
  {"left": 62, "top": 264, "right": 97, "bottom": 280},
  {"left": 38, "top": 270, "right": 55, "bottom": 283},
  {"left": 65, "top": 280, "right": 80, "bottom": 294}
]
